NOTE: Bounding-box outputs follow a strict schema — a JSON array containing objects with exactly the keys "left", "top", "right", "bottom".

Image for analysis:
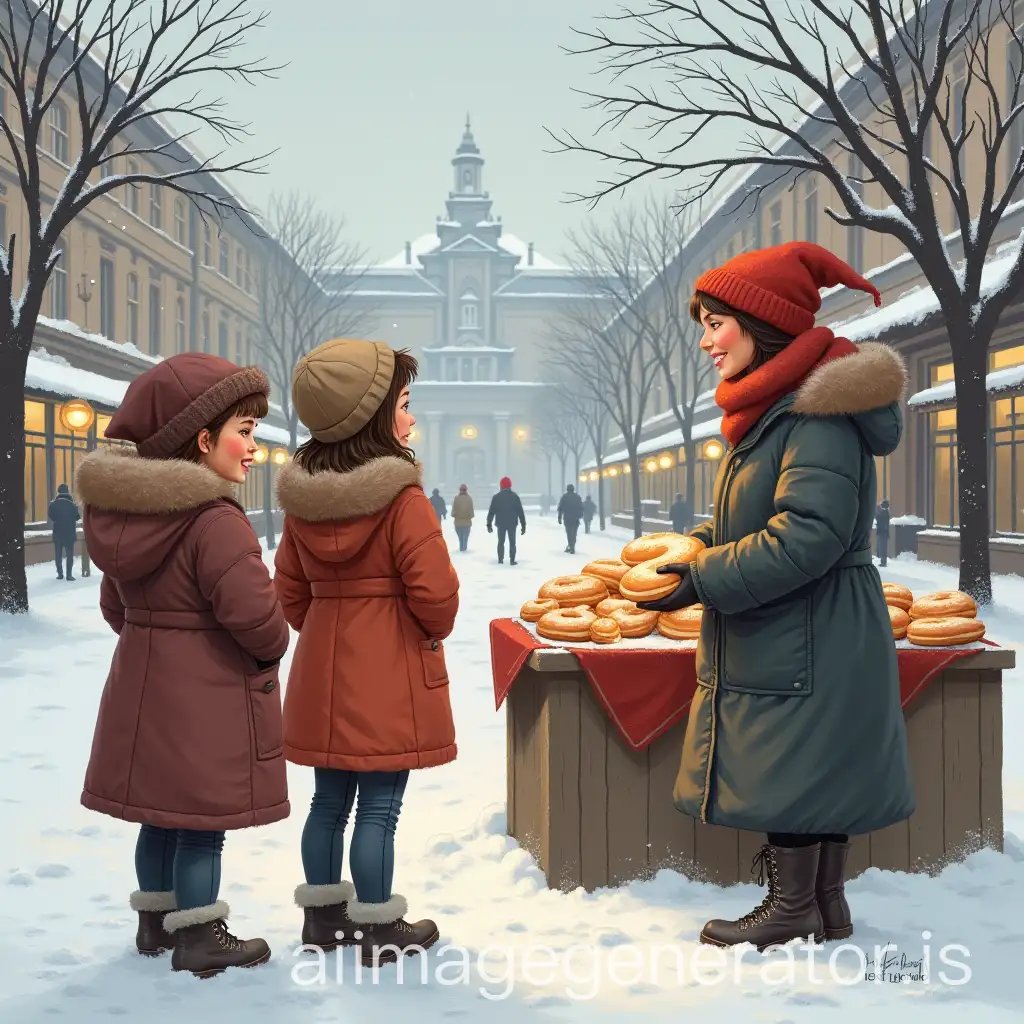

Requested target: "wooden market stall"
[{"left": 491, "top": 619, "right": 1011, "bottom": 893}]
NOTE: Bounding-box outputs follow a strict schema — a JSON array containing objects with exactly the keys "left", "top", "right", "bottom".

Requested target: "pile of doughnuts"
[
  {"left": 519, "top": 531, "right": 706, "bottom": 645},
  {"left": 881, "top": 583, "right": 986, "bottom": 646}
]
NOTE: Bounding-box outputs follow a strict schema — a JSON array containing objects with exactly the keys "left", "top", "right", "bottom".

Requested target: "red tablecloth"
[{"left": 490, "top": 618, "right": 998, "bottom": 752}]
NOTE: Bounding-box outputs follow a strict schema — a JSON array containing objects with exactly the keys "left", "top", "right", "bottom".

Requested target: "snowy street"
[{"left": 2, "top": 512, "right": 1023, "bottom": 1022}]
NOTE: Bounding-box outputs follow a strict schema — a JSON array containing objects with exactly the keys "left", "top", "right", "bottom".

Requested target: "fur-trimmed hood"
[
  {"left": 75, "top": 447, "right": 240, "bottom": 581},
  {"left": 276, "top": 457, "right": 422, "bottom": 523}
]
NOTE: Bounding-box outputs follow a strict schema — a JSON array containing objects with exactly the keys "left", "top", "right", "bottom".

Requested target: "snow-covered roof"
[
  {"left": 589, "top": 415, "right": 723, "bottom": 469},
  {"left": 907, "top": 363, "right": 1024, "bottom": 408},
  {"left": 606, "top": 390, "right": 718, "bottom": 447},
  {"left": 37, "top": 316, "right": 160, "bottom": 365},
  {"left": 376, "top": 232, "right": 564, "bottom": 270}
]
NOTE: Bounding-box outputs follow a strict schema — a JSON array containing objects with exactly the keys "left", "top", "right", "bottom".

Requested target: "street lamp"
[
  {"left": 270, "top": 447, "right": 289, "bottom": 466},
  {"left": 588, "top": 470, "right": 599, "bottom": 482},
  {"left": 703, "top": 439, "right": 725, "bottom": 461},
  {"left": 251, "top": 443, "right": 276, "bottom": 551},
  {"left": 645, "top": 458, "right": 659, "bottom": 473},
  {"left": 514, "top": 426, "right": 528, "bottom": 441},
  {"left": 59, "top": 398, "right": 96, "bottom": 577},
  {"left": 461, "top": 425, "right": 478, "bottom": 440},
  {"left": 657, "top": 453, "right": 674, "bottom": 470},
  {"left": 77, "top": 275, "right": 94, "bottom": 330}
]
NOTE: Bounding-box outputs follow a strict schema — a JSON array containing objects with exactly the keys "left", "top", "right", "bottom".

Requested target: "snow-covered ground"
[{"left": 1, "top": 514, "right": 1022, "bottom": 1022}]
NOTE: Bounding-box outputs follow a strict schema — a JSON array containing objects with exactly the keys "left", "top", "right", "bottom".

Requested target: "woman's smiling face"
[{"left": 698, "top": 304, "right": 756, "bottom": 379}]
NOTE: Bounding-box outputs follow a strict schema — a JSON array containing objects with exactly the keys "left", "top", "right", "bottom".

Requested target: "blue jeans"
[
  {"left": 454, "top": 525, "right": 470, "bottom": 551},
  {"left": 301, "top": 768, "right": 409, "bottom": 903},
  {"left": 135, "top": 825, "right": 225, "bottom": 911}
]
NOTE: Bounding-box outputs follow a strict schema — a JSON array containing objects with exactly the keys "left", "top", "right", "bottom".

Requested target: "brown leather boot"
[
  {"left": 816, "top": 840, "right": 853, "bottom": 940},
  {"left": 294, "top": 881, "right": 358, "bottom": 950},
  {"left": 700, "top": 844, "right": 825, "bottom": 953},
  {"left": 345, "top": 894, "right": 439, "bottom": 966},
  {"left": 130, "top": 889, "right": 175, "bottom": 956},
  {"left": 164, "top": 901, "right": 270, "bottom": 978}
]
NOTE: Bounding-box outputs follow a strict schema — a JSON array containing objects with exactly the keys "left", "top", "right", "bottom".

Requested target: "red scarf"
[{"left": 716, "top": 327, "right": 859, "bottom": 445}]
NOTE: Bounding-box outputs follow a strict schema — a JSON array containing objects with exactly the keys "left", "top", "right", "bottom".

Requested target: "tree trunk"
[
  {"left": 546, "top": 455, "right": 552, "bottom": 506},
  {"left": 288, "top": 409, "right": 299, "bottom": 451},
  {"left": 596, "top": 455, "right": 606, "bottom": 529},
  {"left": 0, "top": 330, "right": 32, "bottom": 614},
  {"left": 559, "top": 455, "right": 567, "bottom": 490},
  {"left": 574, "top": 453, "right": 581, "bottom": 489},
  {"left": 628, "top": 451, "right": 643, "bottom": 537},
  {"left": 951, "top": 332, "right": 992, "bottom": 604}
]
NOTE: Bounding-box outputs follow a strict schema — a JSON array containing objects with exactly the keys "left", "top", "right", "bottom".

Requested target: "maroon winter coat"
[{"left": 76, "top": 447, "right": 291, "bottom": 831}]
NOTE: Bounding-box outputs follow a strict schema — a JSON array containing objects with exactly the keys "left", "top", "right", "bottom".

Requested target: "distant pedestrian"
[
  {"left": 48, "top": 482, "right": 80, "bottom": 580},
  {"left": 875, "top": 499, "right": 891, "bottom": 567},
  {"left": 452, "top": 484, "right": 474, "bottom": 552},
  {"left": 582, "top": 494, "right": 596, "bottom": 533},
  {"left": 487, "top": 476, "right": 526, "bottom": 565},
  {"left": 557, "top": 484, "right": 584, "bottom": 555},
  {"left": 429, "top": 488, "right": 448, "bottom": 522},
  {"left": 670, "top": 492, "right": 690, "bottom": 534}
]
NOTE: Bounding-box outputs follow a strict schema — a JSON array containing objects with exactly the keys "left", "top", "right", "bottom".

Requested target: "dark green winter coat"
[{"left": 677, "top": 341, "right": 915, "bottom": 836}]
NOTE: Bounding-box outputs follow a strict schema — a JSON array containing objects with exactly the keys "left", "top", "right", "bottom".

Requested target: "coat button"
[
  {"left": 262, "top": 680, "right": 276, "bottom": 693},
  {"left": 431, "top": 640, "right": 440, "bottom": 651},
  {"left": 793, "top": 682, "right": 802, "bottom": 689}
]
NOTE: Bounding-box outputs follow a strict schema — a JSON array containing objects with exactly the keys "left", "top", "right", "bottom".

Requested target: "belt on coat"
[
  {"left": 309, "top": 578, "right": 406, "bottom": 598},
  {"left": 123, "top": 608, "right": 221, "bottom": 629},
  {"left": 833, "top": 548, "right": 873, "bottom": 569}
]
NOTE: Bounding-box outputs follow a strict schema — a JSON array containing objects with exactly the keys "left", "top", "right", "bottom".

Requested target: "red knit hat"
[
  {"left": 694, "top": 242, "right": 881, "bottom": 335},
  {"left": 500, "top": 477, "right": 512, "bottom": 489}
]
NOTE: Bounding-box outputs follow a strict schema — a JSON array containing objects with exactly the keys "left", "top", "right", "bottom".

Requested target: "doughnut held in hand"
[
  {"left": 906, "top": 616, "right": 985, "bottom": 647},
  {"left": 581, "top": 559, "right": 630, "bottom": 595},
  {"left": 656, "top": 604, "right": 703, "bottom": 640},
  {"left": 618, "top": 534, "right": 704, "bottom": 603},
  {"left": 589, "top": 617, "right": 622, "bottom": 644},
  {"left": 536, "top": 606, "right": 598, "bottom": 642},
  {"left": 882, "top": 582, "right": 913, "bottom": 612},
  {"left": 909, "top": 590, "right": 977, "bottom": 620},
  {"left": 888, "top": 605, "right": 910, "bottom": 640},
  {"left": 537, "top": 574, "right": 609, "bottom": 608},
  {"left": 520, "top": 598, "right": 560, "bottom": 623}
]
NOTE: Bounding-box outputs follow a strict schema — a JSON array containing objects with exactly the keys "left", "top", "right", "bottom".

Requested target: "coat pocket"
[
  {"left": 245, "top": 671, "right": 285, "bottom": 759},
  {"left": 419, "top": 638, "right": 450, "bottom": 689},
  {"left": 721, "top": 597, "right": 812, "bottom": 696}
]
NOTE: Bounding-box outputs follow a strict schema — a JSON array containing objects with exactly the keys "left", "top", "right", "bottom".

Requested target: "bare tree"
[
  {"left": 0, "top": 0, "right": 276, "bottom": 614},
  {"left": 553, "top": 385, "right": 590, "bottom": 486},
  {"left": 549, "top": 0, "right": 1024, "bottom": 603},
  {"left": 547, "top": 209, "right": 660, "bottom": 537},
  {"left": 531, "top": 392, "right": 571, "bottom": 488},
  {"left": 258, "top": 192, "right": 371, "bottom": 447},
  {"left": 568, "top": 386, "right": 610, "bottom": 529}
]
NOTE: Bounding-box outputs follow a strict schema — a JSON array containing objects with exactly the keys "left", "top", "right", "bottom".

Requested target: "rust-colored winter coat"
[
  {"left": 274, "top": 457, "right": 460, "bottom": 772},
  {"left": 76, "top": 448, "right": 291, "bottom": 831}
]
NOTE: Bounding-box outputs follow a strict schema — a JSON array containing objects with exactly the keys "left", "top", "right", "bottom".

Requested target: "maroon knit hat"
[
  {"left": 105, "top": 353, "right": 269, "bottom": 458},
  {"left": 694, "top": 241, "right": 881, "bottom": 335}
]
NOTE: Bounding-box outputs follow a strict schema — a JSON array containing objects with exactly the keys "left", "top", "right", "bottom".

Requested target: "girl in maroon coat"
[{"left": 76, "top": 353, "right": 290, "bottom": 978}]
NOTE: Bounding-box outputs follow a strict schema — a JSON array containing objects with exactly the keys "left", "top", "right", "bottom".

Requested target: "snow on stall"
[{"left": 1, "top": 516, "right": 1022, "bottom": 1021}]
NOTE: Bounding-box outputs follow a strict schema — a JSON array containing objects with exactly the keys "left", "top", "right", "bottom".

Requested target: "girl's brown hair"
[
  {"left": 689, "top": 290, "right": 795, "bottom": 375},
  {"left": 293, "top": 349, "right": 419, "bottom": 475},
  {"left": 170, "top": 392, "right": 269, "bottom": 462}
]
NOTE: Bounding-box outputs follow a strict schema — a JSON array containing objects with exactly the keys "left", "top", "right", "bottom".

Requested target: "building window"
[
  {"left": 769, "top": 200, "right": 783, "bottom": 246},
  {"left": 477, "top": 357, "right": 493, "bottom": 381},
  {"left": 929, "top": 408, "right": 958, "bottom": 528},
  {"left": 460, "top": 298, "right": 478, "bottom": 328},
  {"left": 244, "top": 251, "right": 252, "bottom": 293},
  {"left": 875, "top": 456, "right": 890, "bottom": 502},
  {"left": 444, "top": 357, "right": 458, "bottom": 381},
  {"left": 219, "top": 236, "right": 229, "bottom": 276},
  {"left": 126, "top": 272, "right": 139, "bottom": 345},
  {"left": 48, "top": 101, "right": 69, "bottom": 164},
  {"left": 201, "top": 311, "right": 210, "bottom": 352},
  {"left": 148, "top": 282, "right": 161, "bottom": 353},
  {"left": 49, "top": 237, "right": 68, "bottom": 319},
  {"left": 203, "top": 224, "right": 212, "bottom": 266},
  {"left": 235, "top": 246, "right": 244, "bottom": 287},
  {"left": 235, "top": 327, "right": 244, "bottom": 363},
  {"left": 218, "top": 315, "right": 228, "bottom": 357},
  {"left": 174, "top": 199, "right": 187, "bottom": 245},
  {"left": 461, "top": 357, "right": 474, "bottom": 381},
  {"left": 99, "top": 153, "right": 115, "bottom": 180},
  {"left": 149, "top": 184, "right": 162, "bottom": 229},
  {"left": 847, "top": 154, "right": 864, "bottom": 271},
  {"left": 803, "top": 179, "right": 818, "bottom": 244},
  {"left": 930, "top": 360, "right": 954, "bottom": 387},
  {"left": 125, "top": 158, "right": 140, "bottom": 214},
  {"left": 175, "top": 296, "right": 186, "bottom": 352},
  {"left": 99, "top": 256, "right": 115, "bottom": 338},
  {"left": 24, "top": 401, "right": 49, "bottom": 523}
]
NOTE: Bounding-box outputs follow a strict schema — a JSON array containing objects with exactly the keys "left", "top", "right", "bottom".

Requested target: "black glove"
[
  {"left": 636, "top": 563, "right": 700, "bottom": 612},
  {"left": 520, "top": 524, "right": 526, "bottom": 535},
  {"left": 487, "top": 524, "right": 493, "bottom": 533}
]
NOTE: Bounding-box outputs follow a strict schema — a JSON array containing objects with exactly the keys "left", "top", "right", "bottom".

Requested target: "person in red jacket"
[{"left": 273, "top": 338, "right": 460, "bottom": 967}]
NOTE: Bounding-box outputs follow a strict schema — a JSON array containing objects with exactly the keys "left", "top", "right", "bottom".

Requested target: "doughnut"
[
  {"left": 889, "top": 605, "right": 910, "bottom": 640},
  {"left": 882, "top": 582, "right": 913, "bottom": 612},
  {"left": 909, "top": 590, "right": 977, "bottom": 620},
  {"left": 520, "top": 598, "right": 561, "bottom": 622},
  {"left": 537, "top": 574, "right": 609, "bottom": 608},
  {"left": 906, "top": 616, "right": 985, "bottom": 647},
  {"left": 582, "top": 559, "right": 630, "bottom": 595},
  {"left": 618, "top": 534, "right": 705, "bottom": 603},
  {"left": 536, "top": 606, "right": 597, "bottom": 642},
  {"left": 589, "top": 617, "right": 622, "bottom": 644},
  {"left": 595, "top": 597, "right": 638, "bottom": 617},
  {"left": 657, "top": 604, "right": 704, "bottom": 640},
  {"left": 606, "top": 606, "right": 659, "bottom": 638}
]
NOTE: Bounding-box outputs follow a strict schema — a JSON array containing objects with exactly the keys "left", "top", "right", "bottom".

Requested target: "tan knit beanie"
[{"left": 291, "top": 338, "right": 397, "bottom": 442}]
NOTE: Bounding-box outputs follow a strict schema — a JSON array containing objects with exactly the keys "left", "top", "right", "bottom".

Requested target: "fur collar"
[
  {"left": 276, "top": 457, "right": 423, "bottom": 522},
  {"left": 75, "top": 447, "right": 237, "bottom": 514},
  {"left": 792, "top": 341, "right": 907, "bottom": 416}
]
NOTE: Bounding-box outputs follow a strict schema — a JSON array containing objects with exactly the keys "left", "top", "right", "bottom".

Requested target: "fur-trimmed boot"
[
  {"left": 816, "top": 839, "right": 853, "bottom": 940},
  {"left": 345, "top": 894, "right": 439, "bottom": 966},
  {"left": 295, "top": 881, "right": 358, "bottom": 951},
  {"left": 699, "top": 844, "right": 825, "bottom": 953},
  {"left": 164, "top": 901, "right": 270, "bottom": 978},
  {"left": 130, "top": 889, "right": 175, "bottom": 956}
]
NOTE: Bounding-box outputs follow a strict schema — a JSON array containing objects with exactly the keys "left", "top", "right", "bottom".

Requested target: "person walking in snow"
[
  {"left": 636, "top": 242, "right": 914, "bottom": 953},
  {"left": 48, "top": 482, "right": 80, "bottom": 580},
  {"left": 274, "top": 339, "right": 459, "bottom": 967},
  {"left": 669, "top": 491, "right": 691, "bottom": 534},
  {"left": 76, "top": 353, "right": 289, "bottom": 977},
  {"left": 451, "top": 483, "right": 474, "bottom": 552},
  {"left": 582, "top": 494, "right": 596, "bottom": 534},
  {"left": 429, "top": 488, "right": 447, "bottom": 522},
  {"left": 486, "top": 476, "right": 526, "bottom": 564},
  {"left": 557, "top": 484, "right": 584, "bottom": 554},
  {"left": 875, "top": 499, "right": 891, "bottom": 567}
]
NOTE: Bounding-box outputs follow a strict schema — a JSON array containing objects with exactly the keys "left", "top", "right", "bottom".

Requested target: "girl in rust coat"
[
  {"left": 273, "top": 338, "right": 459, "bottom": 965},
  {"left": 75, "top": 354, "right": 290, "bottom": 978}
]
